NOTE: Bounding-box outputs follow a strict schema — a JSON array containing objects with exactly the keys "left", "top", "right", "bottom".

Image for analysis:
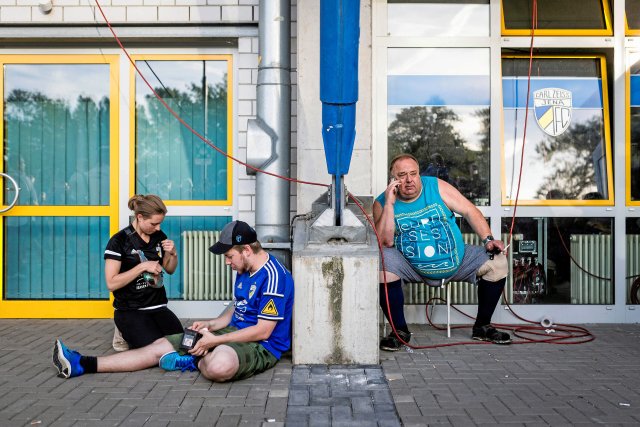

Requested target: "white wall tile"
[
  {"left": 159, "top": 6, "right": 188, "bottom": 21},
  {"left": 221, "top": 4, "right": 251, "bottom": 21},
  {"left": 189, "top": 6, "right": 220, "bottom": 22},
  {"left": 0, "top": 6, "right": 31, "bottom": 21},
  {"left": 126, "top": 6, "right": 158, "bottom": 22}
]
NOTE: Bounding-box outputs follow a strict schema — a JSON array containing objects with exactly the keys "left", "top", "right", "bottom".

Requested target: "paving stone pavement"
[
  {"left": 1, "top": 319, "right": 640, "bottom": 426},
  {"left": 285, "top": 365, "right": 401, "bottom": 427}
]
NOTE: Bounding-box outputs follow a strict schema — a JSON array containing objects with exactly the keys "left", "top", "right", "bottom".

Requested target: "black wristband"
[{"left": 482, "top": 235, "right": 494, "bottom": 246}]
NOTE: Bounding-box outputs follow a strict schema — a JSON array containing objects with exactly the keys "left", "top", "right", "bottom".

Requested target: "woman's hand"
[
  {"left": 140, "top": 260, "right": 162, "bottom": 274},
  {"left": 190, "top": 320, "right": 212, "bottom": 332},
  {"left": 161, "top": 239, "right": 177, "bottom": 257}
]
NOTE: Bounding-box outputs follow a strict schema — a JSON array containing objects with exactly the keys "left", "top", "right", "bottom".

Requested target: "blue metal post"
[{"left": 320, "top": 0, "right": 360, "bottom": 225}]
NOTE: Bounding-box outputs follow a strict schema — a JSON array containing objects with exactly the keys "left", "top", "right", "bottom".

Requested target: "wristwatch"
[{"left": 482, "top": 235, "right": 494, "bottom": 246}]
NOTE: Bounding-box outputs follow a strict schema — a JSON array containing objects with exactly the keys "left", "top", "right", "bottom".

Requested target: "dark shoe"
[
  {"left": 380, "top": 330, "right": 411, "bottom": 351},
  {"left": 52, "top": 340, "right": 85, "bottom": 378},
  {"left": 472, "top": 325, "right": 511, "bottom": 345}
]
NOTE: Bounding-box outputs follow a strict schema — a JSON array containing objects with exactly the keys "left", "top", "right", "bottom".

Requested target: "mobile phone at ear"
[{"left": 389, "top": 177, "right": 397, "bottom": 194}]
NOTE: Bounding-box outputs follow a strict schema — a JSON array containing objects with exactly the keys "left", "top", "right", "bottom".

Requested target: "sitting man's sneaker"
[
  {"left": 472, "top": 325, "right": 511, "bottom": 345},
  {"left": 52, "top": 340, "right": 85, "bottom": 378},
  {"left": 159, "top": 352, "right": 199, "bottom": 372},
  {"left": 379, "top": 330, "right": 412, "bottom": 352}
]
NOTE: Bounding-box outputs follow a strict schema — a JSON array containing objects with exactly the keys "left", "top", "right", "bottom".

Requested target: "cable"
[
  {"left": 93, "top": 0, "right": 328, "bottom": 190},
  {"left": 506, "top": 0, "right": 537, "bottom": 248},
  {"left": 630, "top": 277, "right": 640, "bottom": 304},
  {"left": 552, "top": 220, "right": 611, "bottom": 281}
]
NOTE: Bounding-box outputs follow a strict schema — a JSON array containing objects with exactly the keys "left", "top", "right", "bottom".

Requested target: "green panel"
[
  {"left": 4, "top": 217, "right": 110, "bottom": 300},
  {"left": 135, "top": 60, "right": 228, "bottom": 201},
  {"left": 3, "top": 64, "right": 110, "bottom": 206}
]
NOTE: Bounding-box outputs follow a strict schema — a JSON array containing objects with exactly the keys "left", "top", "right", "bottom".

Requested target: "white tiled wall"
[{"left": 0, "top": 0, "right": 259, "bottom": 23}]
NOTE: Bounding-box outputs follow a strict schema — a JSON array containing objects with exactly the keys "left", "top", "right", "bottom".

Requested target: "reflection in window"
[
  {"left": 135, "top": 59, "right": 229, "bottom": 201},
  {"left": 387, "top": 48, "right": 490, "bottom": 206},
  {"left": 159, "top": 216, "right": 231, "bottom": 300},
  {"left": 3, "top": 64, "right": 111, "bottom": 206},
  {"left": 630, "top": 53, "right": 640, "bottom": 202},
  {"left": 388, "top": 0, "right": 489, "bottom": 37},
  {"left": 626, "top": 0, "right": 640, "bottom": 32},
  {"left": 627, "top": 218, "right": 640, "bottom": 304},
  {"left": 4, "top": 217, "right": 110, "bottom": 299},
  {"left": 502, "top": 0, "right": 611, "bottom": 34},
  {"left": 502, "top": 57, "right": 612, "bottom": 204},
  {"left": 501, "top": 217, "right": 613, "bottom": 305}
]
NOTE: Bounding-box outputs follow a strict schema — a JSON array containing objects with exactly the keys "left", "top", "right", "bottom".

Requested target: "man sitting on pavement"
[
  {"left": 374, "top": 154, "right": 510, "bottom": 350},
  {"left": 53, "top": 220, "right": 294, "bottom": 382}
]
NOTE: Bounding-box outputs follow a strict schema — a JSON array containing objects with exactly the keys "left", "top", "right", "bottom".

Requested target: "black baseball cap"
[{"left": 209, "top": 221, "right": 258, "bottom": 254}]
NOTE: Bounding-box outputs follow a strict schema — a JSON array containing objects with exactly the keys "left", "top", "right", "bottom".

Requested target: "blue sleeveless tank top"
[{"left": 376, "top": 176, "right": 465, "bottom": 279}]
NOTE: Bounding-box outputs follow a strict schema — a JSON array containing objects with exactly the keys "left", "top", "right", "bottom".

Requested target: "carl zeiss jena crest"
[{"left": 533, "top": 88, "right": 572, "bottom": 137}]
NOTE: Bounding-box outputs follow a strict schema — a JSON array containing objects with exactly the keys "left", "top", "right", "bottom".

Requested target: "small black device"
[{"left": 179, "top": 328, "right": 202, "bottom": 351}]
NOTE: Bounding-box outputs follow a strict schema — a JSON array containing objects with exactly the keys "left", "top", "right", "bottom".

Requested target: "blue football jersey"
[{"left": 229, "top": 254, "right": 294, "bottom": 359}]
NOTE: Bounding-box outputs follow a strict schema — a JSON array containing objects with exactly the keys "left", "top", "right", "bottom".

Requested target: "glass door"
[{"left": 0, "top": 55, "right": 119, "bottom": 318}]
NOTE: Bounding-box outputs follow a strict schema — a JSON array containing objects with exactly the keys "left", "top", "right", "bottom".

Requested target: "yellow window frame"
[
  {"left": 626, "top": 15, "right": 640, "bottom": 36},
  {"left": 129, "top": 54, "right": 234, "bottom": 207},
  {"left": 626, "top": 0, "right": 640, "bottom": 35},
  {"left": 627, "top": 51, "right": 640, "bottom": 205},
  {"left": 500, "top": 0, "right": 612, "bottom": 36},
  {"left": 500, "top": 54, "right": 614, "bottom": 206},
  {"left": 0, "top": 54, "right": 120, "bottom": 318}
]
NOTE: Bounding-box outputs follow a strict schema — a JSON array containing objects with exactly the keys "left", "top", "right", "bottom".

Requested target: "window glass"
[
  {"left": 502, "top": 0, "right": 610, "bottom": 32},
  {"left": 135, "top": 59, "right": 229, "bottom": 202},
  {"left": 160, "top": 216, "right": 231, "bottom": 300},
  {"left": 502, "top": 57, "right": 612, "bottom": 204},
  {"left": 501, "top": 217, "right": 613, "bottom": 305},
  {"left": 388, "top": 0, "right": 489, "bottom": 37},
  {"left": 626, "top": 0, "right": 640, "bottom": 31},
  {"left": 627, "top": 218, "right": 640, "bottom": 304},
  {"left": 387, "top": 48, "right": 490, "bottom": 206},
  {"left": 3, "top": 64, "right": 110, "bottom": 206},
  {"left": 4, "top": 217, "right": 110, "bottom": 299},
  {"left": 630, "top": 53, "right": 640, "bottom": 202}
]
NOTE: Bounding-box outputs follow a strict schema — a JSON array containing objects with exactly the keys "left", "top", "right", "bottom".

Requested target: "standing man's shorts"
[
  {"left": 380, "top": 244, "right": 507, "bottom": 286},
  {"left": 165, "top": 326, "right": 278, "bottom": 381}
]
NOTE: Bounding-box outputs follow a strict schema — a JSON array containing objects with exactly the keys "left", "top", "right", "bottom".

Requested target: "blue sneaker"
[
  {"left": 52, "top": 340, "right": 84, "bottom": 378},
  {"left": 159, "top": 352, "right": 198, "bottom": 372}
]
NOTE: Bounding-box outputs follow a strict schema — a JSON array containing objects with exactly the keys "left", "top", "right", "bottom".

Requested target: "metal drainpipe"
[{"left": 246, "top": 0, "right": 291, "bottom": 262}]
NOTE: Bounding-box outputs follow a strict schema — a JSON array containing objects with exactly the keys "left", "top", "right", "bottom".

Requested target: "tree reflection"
[
  {"left": 387, "top": 105, "right": 490, "bottom": 204},
  {"left": 135, "top": 74, "right": 228, "bottom": 200},
  {"left": 534, "top": 117, "right": 606, "bottom": 200},
  {"left": 631, "top": 109, "right": 640, "bottom": 201},
  {"left": 4, "top": 89, "right": 110, "bottom": 205}
]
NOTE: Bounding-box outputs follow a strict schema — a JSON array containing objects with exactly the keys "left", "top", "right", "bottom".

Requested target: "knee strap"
[{"left": 477, "top": 253, "right": 508, "bottom": 282}]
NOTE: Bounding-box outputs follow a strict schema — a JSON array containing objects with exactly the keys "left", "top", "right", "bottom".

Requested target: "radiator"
[
  {"left": 405, "top": 233, "right": 513, "bottom": 305},
  {"left": 182, "top": 230, "right": 233, "bottom": 301},
  {"left": 627, "top": 235, "right": 640, "bottom": 303},
  {"left": 570, "top": 234, "right": 613, "bottom": 304}
]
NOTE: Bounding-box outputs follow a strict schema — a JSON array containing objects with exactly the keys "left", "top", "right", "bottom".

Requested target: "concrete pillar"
[{"left": 292, "top": 207, "right": 379, "bottom": 365}]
